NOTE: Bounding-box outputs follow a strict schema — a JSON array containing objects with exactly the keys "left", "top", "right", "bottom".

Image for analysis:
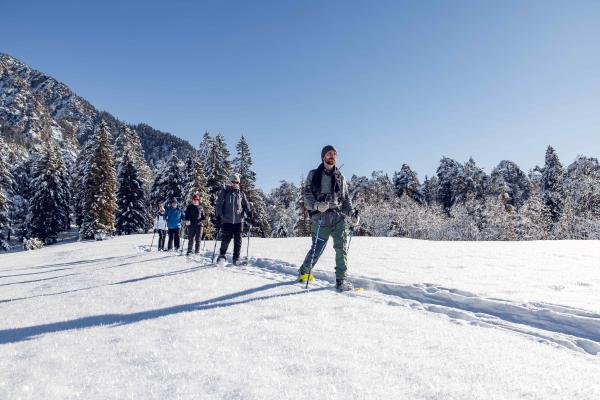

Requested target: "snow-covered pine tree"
[
  {"left": 267, "top": 181, "right": 299, "bottom": 237},
  {"left": 422, "top": 175, "right": 439, "bottom": 206},
  {"left": 563, "top": 156, "right": 600, "bottom": 219},
  {"left": 517, "top": 185, "right": 550, "bottom": 240},
  {"left": 540, "top": 146, "right": 565, "bottom": 223},
  {"left": 557, "top": 156, "right": 600, "bottom": 239},
  {"left": 393, "top": 164, "right": 424, "bottom": 204},
  {"left": 205, "top": 133, "right": 231, "bottom": 204},
  {"left": 28, "top": 141, "right": 71, "bottom": 244},
  {"left": 183, "top": 152, "right": 214, "bottom": 237},
  {"left": 10, "top": 156, "right": 33, "bottom": 240},
  {"left": 182, "top": 155, "right": 195, "bottom": 196},
  {"left": 116, "top": 150, "right": 148, "bottom": 235},
  {"left": 232, "top": 135, "right": 270, "bottom": 237},
  {"left": 436, "top": 157, "right": 463, "bottom": 212},
  {"left": 162, "top": 150, "right": 185, "bottom": 202},
  {"left": 149, "top": 158, "right": 168, "bottom": 208},
  {"left": 460, "top": 158, "right": 489, "bottom": 201},
  {"left": 72, "top": 138, "right": 94, "bottom": 228},
  {"left": 0, "top": 137, "right": 12, "bottom": 250},
  {"left": 114, "top": 125, "right": 153, "bottom": 191},
  {"left": 490, "top": 160, "right": 531, "bottom": 209},
  {"left": 80, "top": 121, "right": 117, "bottom": 240},
  {"left": 294, "top": 174, "right": 311, "bottom": 236},
  {"left": 198, "top": 131, "right": 213, "bottom": 166}
]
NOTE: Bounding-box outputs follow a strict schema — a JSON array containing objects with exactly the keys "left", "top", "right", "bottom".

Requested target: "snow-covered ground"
[{"left": 1, "top": 235, "right": 599, "bottom": 399}]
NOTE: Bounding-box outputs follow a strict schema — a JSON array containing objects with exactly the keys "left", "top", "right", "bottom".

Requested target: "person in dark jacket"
[
  {"left": 184, "top": 194, "right": 206, "bottom": 255},
  {"left": 165, "top": 198, "right": 185, "bottom": 250},
  {"left": 297, "top": 145, "right": 358, "bottom": 291},
  {"left": 215, "top": 173, "right": 252, "bottom": 265}
]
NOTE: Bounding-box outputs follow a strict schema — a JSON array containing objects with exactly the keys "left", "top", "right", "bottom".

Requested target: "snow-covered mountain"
[
  {"left": 1, "top": 235, "right": 599, "bottom": 399},
  {"left": 0, "top": 53, "right": 194, "bottom": 163}
]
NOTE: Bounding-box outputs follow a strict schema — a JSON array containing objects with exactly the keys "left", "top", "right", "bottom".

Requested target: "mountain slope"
[{"left": 0, "top": 53, "right": 195, "bottom": 162}]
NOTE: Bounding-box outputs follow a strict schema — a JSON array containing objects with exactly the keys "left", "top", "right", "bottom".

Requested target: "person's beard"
[{"left": 324, "top": 158, "right": 335, "bottom": 168}]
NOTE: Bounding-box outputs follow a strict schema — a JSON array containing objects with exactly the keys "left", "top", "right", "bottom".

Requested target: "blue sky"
[{"left": 2, "top": 0, "right": 599, "bottom": 190}]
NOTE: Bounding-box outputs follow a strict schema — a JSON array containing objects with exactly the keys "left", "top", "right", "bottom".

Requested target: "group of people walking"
[
  {"left": 153, "top": 173, "right": 253, "bottom": 264},
  {"left": 152, "top": 145, "right": 358, "bottom": 291}
]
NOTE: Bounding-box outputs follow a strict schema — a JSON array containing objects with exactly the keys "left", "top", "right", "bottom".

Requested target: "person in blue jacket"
[{"left": 164, "top": 198, "right": 185, "bottom": 251}]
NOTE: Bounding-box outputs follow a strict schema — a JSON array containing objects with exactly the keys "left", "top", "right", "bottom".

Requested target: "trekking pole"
[
  {"left": 180, "top": 225, "right": 187, "bottom": 254},
  {"left": 346, "top": 215, "right": 360, "bottom": 253},
  {"left": 198, "top": 224, "right": 204, "bottom": 254},
  {"left": 211, "top": 224, "right": 222, "bottom": 263},
  {"left": 244, "top": 221, "right": 252, "bottom": 265},
  {"left": 305, "top": 217, "right": 323, "bottom": 289},
  {"left": 148, "top": 230, "right": 156, "bottom": 252}
]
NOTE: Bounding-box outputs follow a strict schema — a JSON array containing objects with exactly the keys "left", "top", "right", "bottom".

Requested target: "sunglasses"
[{"left": 231, "top": 180, "right": 240, "bottom": 184}]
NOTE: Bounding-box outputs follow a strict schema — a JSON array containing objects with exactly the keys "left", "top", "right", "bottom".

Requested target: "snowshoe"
[
  {"left": 298, "top": 273, "right": 314, "bottom": 283},
  {"left": 216, "top": 255, "right": 227, "bottom": 266},
  {"left": 335, "top": 279, "right": 354, "bottom": 292}
]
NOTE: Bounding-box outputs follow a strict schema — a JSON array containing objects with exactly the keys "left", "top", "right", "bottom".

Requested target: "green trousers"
[{"left": 299, "top": 219, "right": 348, "bottom": 279}]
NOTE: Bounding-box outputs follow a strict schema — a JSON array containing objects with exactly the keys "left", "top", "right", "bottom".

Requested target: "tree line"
[{"left": 1, "top": 125, "right": 599, "bottom": 251}]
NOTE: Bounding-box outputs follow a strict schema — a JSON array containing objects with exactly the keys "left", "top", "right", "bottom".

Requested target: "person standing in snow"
[
  {"left": 215, "top": 173, "right": 252, "bottom": 265},
  {"left": 297, "top": 145, "right": 358, "bottom": 291},
  {"left": 153, "top": 203, "right": 168, "bottom": 251},
  {"left": 165, "top": 198, "right": 185, "bottom": 251},
  {"left": 184, "top": 194, "right": 206, "bottom": 255}
]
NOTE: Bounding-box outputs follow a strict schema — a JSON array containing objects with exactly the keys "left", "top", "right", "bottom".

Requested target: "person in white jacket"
[{"left": 153, "top": 204, "right": 168, "bottom": 251}]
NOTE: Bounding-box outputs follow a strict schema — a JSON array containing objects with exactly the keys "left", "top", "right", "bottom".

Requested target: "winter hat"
[
  {"left": 230, "top": 173, "right": 241, "bottom": 183},
  {"left": 192, "top": 194, "right": 200, "bottom": 201},
  {"left": 321, "top": 145, "right": 337, "bottom": 160}
]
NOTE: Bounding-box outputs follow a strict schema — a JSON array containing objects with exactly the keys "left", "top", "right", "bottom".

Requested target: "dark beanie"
[{"left": 321, "top": 145, "right": 337, "bottom": 160}]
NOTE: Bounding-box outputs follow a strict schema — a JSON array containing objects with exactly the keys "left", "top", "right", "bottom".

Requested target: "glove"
[
  {"left": 246, "top": 211, "right": 253, "bottom": 220},
  {"left": 315, "top": 201, "right": 329, "bottom": 213},
  {"left": 153, "top": 229, "right": 157, "bottom": 233}
]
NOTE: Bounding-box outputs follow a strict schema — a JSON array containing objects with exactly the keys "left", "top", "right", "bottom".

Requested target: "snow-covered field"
[{"left": 1, "top": 235, "right": 599, "bottom": 399}]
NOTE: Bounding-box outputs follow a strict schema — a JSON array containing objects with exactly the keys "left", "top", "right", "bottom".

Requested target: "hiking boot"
[{"left": 335, "top": 279, "right": 354, "bottom": 292}]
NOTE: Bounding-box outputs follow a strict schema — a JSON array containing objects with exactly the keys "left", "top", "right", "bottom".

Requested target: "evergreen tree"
[
  {"left": 267, "top": 181, "right": 298, "bottom": 237},
  {"left": 459, "top": 157, "right": 489, "bottom": 201},
  {"left": 28, "top": 142, "right": 71, "bottom": 243},
  {"left": 295, "top": 175, "right": 311, "bottom": 236},
  {"left": 198, "top": 131, "right": 213, "bottom": 166},
  {"left": 163, "top": 150, "right": 185, "bottom": 202},
  {"left": 182, "top": 155, "right": 195, "bottom": 195},
  {"left": 205, "top": 133, "right": 231, "bottom": 204},
  {"left": 393, "top": 164, "right": 424, "bottom": 204},
  {"left": 150, "top": 150, "right": 184, "bottom": 206},
  {"left": 540, "top": 146, "right": 565, "bottom": 223},
  {"left": 490, "top": 160, "right": 532, "bottom": 208},
  {"left": 114, "top": 125, "right": 153, "bottom": 191},
  {"left": 422, "top": 175, "right": 439, "bottom": 206},
  {"left": 183, "top": 152, "right": 214, "bottom": 237},
  {"left": 233, "top": 136, "right": 270, "bottom": 237},
  {"left": 0, "top": 138, "right": 12, "bottom": 250},
  {"left": 80, "top": 121, "right": 117, "bottom": 239},
  {"left": 436, "top": 157, "right": 462, "bottom": 212},
  {"left": 116, "top": 150, "right": 148, "bottom": 234},
  {"left": 10, "top": 156, "right": 33, "bottom": 239},
  {"left": 72, "top": 139, "right": 94, "bottom": 227},
  {"left": 149, "top": 159, "right": 168, "bottom": 208}
]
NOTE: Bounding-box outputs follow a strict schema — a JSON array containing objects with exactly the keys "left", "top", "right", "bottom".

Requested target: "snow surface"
[{"left": 1, "top": 235, "right": 600, "bottom": 399}]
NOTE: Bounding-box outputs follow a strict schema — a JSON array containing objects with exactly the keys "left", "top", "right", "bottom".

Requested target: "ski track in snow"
[{"left": 223, "top": 252, "right": 600, "bottom": 357}]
